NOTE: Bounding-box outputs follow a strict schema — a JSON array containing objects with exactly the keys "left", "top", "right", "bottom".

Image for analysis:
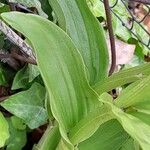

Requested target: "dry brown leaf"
[{"left": 107, "top": 38, "right": 135, "bottom": 68}]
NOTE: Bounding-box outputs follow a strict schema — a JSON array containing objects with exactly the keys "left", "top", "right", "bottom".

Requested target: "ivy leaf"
[
  {"left": 0, "top": 112, "right": 9, "bottom": 148},
  {"left": 6, "top": 118, "right": 27, "bottom": 150},
  {"left": 11, "top": 65, "right": 29, "bottom": 90},
  {"left": 1, "top": 83, "right": 48, "bottom": 129},
  {"left": 11, "top": 116, "right": 26, "bottom": 130}
]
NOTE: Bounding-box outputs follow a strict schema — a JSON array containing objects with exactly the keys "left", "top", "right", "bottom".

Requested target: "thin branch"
[
  {"left": 0, "top": 53, "right": 36, "bottom": 65},
  {"left": 103, "top": 0, "right": 116, "bottom": 75},
  {"left": 11, "top": 53, "right": 37, "bottom": 65},
  {"left": 0, "top": 96, "right": 9, "bottom": 102},
  {"left": 0, "top": 20, "right": 36, "bottom": 61}
]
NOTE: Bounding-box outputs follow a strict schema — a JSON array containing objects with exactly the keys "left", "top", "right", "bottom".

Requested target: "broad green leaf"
[
  {"left": 69, "top": 105, "right": 114, "bottom": 145},
  {"left": 107, "top": 101, "right": 150, "bottom": 150},
  {"left": 1, "top": 82, "right": 48, "bottom": 129},
  {"left": 128, "top": 95, "right": 150, "bottom": 127},
  {"left": 57, "top": 138, "right": 73, "bottom": 150},
  {"left": 33, "top": 125, "right": 61, "bottom": 150},
  {"left": 129, "top": 111, "right": 150, "bottom": 126},
  {"left": 49, "top": 0, "right": 109, "bottom": 85},
  {"left": 86, "top": 0, "right": 105, "bottom": 17},
  {"left": 114, "top": 109, "right": 150, "bottom": 150},
  {"left": 6, "top": 118, "right": 27, "bottom": 150},
  {"left": 48, "top": 0, "right": 66, "bottom": 29},
  {"left": 9, "top": 0, "right": 48, "bottom": 18},
  {"left": 94, "top": 63, "right": 150, "bottom": 95},
  {"left": 39, "top": 0, "right": 53, "bottom": 20},
  {"left": 133, "top": 101, "right": 150, "bottom": 115},
  {"left": 120, "top": 138, "right": 136, "bottom": 150},
  {"left": 11, "top": 65, "right": 29, "bottom": 90},
  {"left": 78, "top": 119, "right": 130, "bottom": 150},
  {"left": 1, "top": 12, "right": 101, "bottom": 148},
  {"left": 0, "top": 112, "right": 9, "bottom": 148},
  {"left": 114, "top": 75, "right": 150, "bottom": 108},
  {"left": 11, "top": 116, "right": 26, "bottom": 130}
]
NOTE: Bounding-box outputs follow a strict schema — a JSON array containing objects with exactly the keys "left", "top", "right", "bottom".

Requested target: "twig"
[
  {"left": 0, "top": 53, "right": 36, "bottom": 65},
  {"left": 103, "top": 0, "right": 116, "bottom": 75},
  {"left": 0, "top": 20, "right": 36, "bottom": 61},
  {"left": 0, "top": 96, "right": 9, "bottom": 102},
  {"left": 11, "top": 53, "right": 37, "bottom": 65}
]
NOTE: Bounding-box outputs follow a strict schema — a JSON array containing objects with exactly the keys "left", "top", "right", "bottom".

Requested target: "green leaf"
[
  {"left": 129, "top": 111, "right": 150, "bottom": 126},
  {"left": 33, "top": 125, "right": 61, "bottom": 150},
  {"left": 9, "top": 0, "right": 48, "bottom": 18},
  {"left": 114, "top": 109, "right": 150, "bottom": 150},
  {"left": 39, "top": 0, "right": 53, "bottom": 20},
  {"left": 120, "top": 138, "right": 136, "bottom": 150},
  {"left": 1, "top": 12, "right": 102, "bottom": 148},
  {"left": 107, "top": 101, "right": 150, "bottom": 150},
  {"left": 11, "top": 116, "right": 26, "bottom": 130},
  {"left": 45, "top": 92, "right": 53, "bottom": 120},
  {"left": 0, "top": 3, "right": 10, "bottom": 18},
  {"left": 48, "top": 0, "right": 66, "bottom": 29},
  {"left": 86, "top": 0, "right": 105, "bottom": 17},
  {"left": 0, "top": 112, "right": 9, "bottom": 148},
  {"left": 1, "top": 82, "right": 48, "bottom": 129},
  {"left": 128, "top": 97, "right": 150, "bottom": 127},
  {"left": 6, "top": 118, "right": 27, "bottom": 150},
  {"left": 114, "top": 75, "right": 150, "bottom": 108},
  {"left": 69, "top": 105, "right": 114, "bottom": 145},
  {"left": 28, "top": 64, "right": 40, "bottom": 82},
  {"left": 78, "top": 119, "right": 130, "bottom": 150},
  {"left": 11, "top": 65, "right": 29, "bottom": 90},
  {"left": 49, "top": 0, "right": 109, "bottom": 85},
  {"left": 0, "top": 65, "right": 7, "bottom": 86},
  {"left": 133, "top": 101, "right": 150, "bottom": 115},
  {"left": 93, "top": 63, "right": 150, "bottom": 95}
]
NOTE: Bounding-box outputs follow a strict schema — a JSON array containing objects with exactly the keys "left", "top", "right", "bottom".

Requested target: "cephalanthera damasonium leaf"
[
  {"left": 1, "top": 12, "right": 105, "bottom": 148},
  {"left": 49, "top": 0, "right": 109, "bottom": 85}
]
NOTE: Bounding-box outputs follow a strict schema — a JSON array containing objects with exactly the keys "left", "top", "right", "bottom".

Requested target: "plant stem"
[{"left": 103, "top": 0, "right": 116, "bottom": 75}]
